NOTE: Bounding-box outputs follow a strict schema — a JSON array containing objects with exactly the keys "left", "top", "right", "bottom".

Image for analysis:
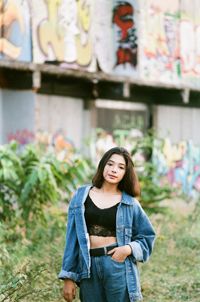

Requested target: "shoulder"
[
  {"left": 132, "top": 197, "right": 141, "bottom": 207},
  {"left": 122, "top": 192, "right": 144, "bottom": 214},
  {"left": 76, "top": 184, "right": 92, "bottom": 196},
  {"left": 122, "top": 191, "right": 140, "bottom": 206},
  {"left": 69, "top": 184, "right": 92, "bottom": 207}
]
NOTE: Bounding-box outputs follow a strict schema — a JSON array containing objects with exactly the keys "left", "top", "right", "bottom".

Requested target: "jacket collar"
[
  {"left": 121, "top": 191, "right": 134, "bottom": 205},
  {"left": 83, "top": 185, "right": 134, "bottom": 205}
]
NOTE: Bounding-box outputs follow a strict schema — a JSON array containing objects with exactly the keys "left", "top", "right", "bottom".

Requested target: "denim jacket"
[{"left": 59, "top": 185, "right": 156, "bottom": 302}]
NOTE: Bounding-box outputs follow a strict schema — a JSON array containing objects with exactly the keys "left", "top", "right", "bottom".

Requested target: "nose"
[{"left": 111, "top": 165, "right": 117, "bottom": 173}]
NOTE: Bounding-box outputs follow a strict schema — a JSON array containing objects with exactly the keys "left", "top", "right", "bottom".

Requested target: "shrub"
[
  {"left": 0, "top": 141, "right": 91, "bottom": 226},
  {"left": 131, "top": 130, "right": 172, "bottom": 212}
]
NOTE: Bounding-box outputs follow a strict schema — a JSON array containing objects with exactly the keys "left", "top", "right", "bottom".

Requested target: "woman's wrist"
[
  {"left": 125, "top": 244, "right": 132, "bottom": 256},
  {"left": 64, "top": 278, "right": 75, "bottom": 284}
]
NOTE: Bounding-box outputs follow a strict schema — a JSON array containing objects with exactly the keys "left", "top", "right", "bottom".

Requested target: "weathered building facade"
[{"left": 0, "top": 0, "right": 200, "bottom": 148}]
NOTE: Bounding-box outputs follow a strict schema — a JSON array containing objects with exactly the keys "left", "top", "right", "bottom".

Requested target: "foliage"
[
  {"left": 131, "top": 130, "right": 172, "bottom": 212},
  {"left": 89, "top": 127, "right": 173, "bottom": 212},
  {"left": 0, "top": 215, "right": 62, "bottom": 302},
  {"left": 0, "top": 141, "right": 91, "bottom": 226}
]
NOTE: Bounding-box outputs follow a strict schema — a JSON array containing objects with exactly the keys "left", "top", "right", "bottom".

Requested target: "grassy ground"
[
  {"left": 1, "top": 200, "right": 200, "bottom": 302},
  {"left": 141, "top": 200, "right": 200, "bottom": 302}
]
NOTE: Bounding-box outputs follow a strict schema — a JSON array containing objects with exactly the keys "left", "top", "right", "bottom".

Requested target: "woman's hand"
[
  {"left": 63, "top": 279, "right": 76, "bottom": 302},
  {"left": 107, "top": 245, "right": 132, "bottom": 262}
]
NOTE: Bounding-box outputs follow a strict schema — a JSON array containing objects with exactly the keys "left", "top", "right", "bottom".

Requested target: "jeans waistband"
[{"left": 90, "top": 243, "right": 118, "bottom": 257}]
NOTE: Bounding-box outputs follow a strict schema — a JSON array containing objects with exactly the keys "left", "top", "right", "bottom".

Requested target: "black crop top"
[{"left": 84, "top": 194, "right": 119, "bottom": 237}]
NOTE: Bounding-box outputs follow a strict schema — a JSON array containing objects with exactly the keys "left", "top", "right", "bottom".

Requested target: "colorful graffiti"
[
  {"left": 7, "top": 128, "right": 75, "bottom": 160},
  {"left": 75, "top": 0, "right": 93, "bottom": 66},
  {"left": 180, "top": 0, "right": 200, "bottom": 86},
  {"left": 1, "top": 0, "right": 200, "bottom": 86},
  {"left": 90, "top": 128, "right": 200, "bottom": 197},
  {"left": 153, "top": 139, "right": 200, "bottom": 197},
  {"left": 33, "top": 0, "right": 94, "bottom": 70},
  {"left": 0, "top": 0, "right": 31, "bottom": 61},
  {"left": 37, "top": 0, "right": 65, "bottom": 61},
  {"left": 140, "top": 0, "right": 180, "bottom": 83},
  {"left": 112, "top": 0, "right": 138, "bottom": 74},
  {"left": 7, "top": 129, "right": 35, "bottom": 145}
]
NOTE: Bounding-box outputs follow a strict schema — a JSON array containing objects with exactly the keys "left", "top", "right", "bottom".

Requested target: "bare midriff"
[{"left": 89, "top": 235, "right": 117, "bottom": 248}]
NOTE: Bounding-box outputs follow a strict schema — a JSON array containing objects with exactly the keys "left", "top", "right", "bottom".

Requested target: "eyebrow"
[{"left": 107, "top": 159, "right": 126, "bottom": 166}]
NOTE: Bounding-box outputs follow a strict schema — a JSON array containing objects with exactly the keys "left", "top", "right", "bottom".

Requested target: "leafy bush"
[
  {"left": 131, "top": 130, "right": 172, "bottom": 212},
  {"left": 0, "top": 141, "right": 91, "bottom": 226}
]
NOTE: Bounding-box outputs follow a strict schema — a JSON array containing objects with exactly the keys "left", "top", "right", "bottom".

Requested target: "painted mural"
[
  {"left": 32, "top": 0, "right": 95, "bottom": 71},
  {"left": 87, "top": 0, "right": 139, "bottom": 75},
  {"left": 112, "top": 0, "right": 138, "bottom": 75},
  {"left": 0, "top": 0, "right": 200, "bottom": 86},
  {"left": 140, "top": 0, "right": 180, "bottom": 84},
  {"left": 0, "top": 0, "right": 31, "bottom": 61},
  {"left": 7, "top": 128, "right": 75, "bottom": 160},
  {"left": 153, "top": 138, "right": 200, "bottom": 198},
  {"left": 180, "top": 0, "right": 200, "bottom": 88},
  {"left": 90, "top": 128, "right": 200, "bottom": 197}
]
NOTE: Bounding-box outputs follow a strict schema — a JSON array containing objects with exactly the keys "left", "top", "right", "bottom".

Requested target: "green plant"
[
  {"left": 0, "top": 141, "right": 22, "bottom": 221},
  {"left": 0, "top": 141, "right": 91, "bottom": 226},
  {"left": 131, "top": 130, "right": 172, "bottom": 212}
]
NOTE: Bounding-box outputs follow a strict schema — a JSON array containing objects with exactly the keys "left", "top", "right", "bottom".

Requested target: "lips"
[{"left": 108, "top": 174, "right": 117, "bottom": 179}]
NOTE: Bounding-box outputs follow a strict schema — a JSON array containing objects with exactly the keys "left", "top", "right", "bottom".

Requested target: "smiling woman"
[{"left": 59, "top": 147, "right": 156, "bottom": 302}]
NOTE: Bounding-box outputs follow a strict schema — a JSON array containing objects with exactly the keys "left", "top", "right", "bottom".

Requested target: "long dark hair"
[{"left": 92, "top": 147, "right": 141, "bottom": 197}]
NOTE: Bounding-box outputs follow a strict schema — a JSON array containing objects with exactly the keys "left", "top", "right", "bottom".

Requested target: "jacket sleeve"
[
  {"left": 58, "top": 193, "right": 80, "bottom": 282},
  {"left": 129, "top": 200, "right": 156, "bottom": 263}
]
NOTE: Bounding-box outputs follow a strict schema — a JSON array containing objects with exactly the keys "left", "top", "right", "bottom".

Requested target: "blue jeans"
[{"left": 80, "top": 254, "right": 130, "bottom": 302}]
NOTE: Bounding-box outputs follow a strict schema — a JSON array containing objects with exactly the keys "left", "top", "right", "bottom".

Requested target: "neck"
[{"left": 101, "top": 183, "right": 120, "bottom": 194}]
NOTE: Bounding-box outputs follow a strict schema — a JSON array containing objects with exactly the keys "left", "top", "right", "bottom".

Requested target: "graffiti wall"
[
  {"left": 1, "top": 0, "right": 200, "bottom": 87},
  {"left": 93, "top": 0, "right": 115, "bottom": 74},
  {"left": 112, "top": 0, "right": 138, "bottom": 75},
  {"left": 32, "top": 0, "right": 96, "bottom": 71},
  {"left": 0, "top": 0, "right": 31, "bottom": 61},
  {"left": 92, "top": 0, "right": 139, "bottom": 75},
  {"left": 139, "top": 0, "right": 180, "bottom": 84},
  {"left": 180, "top": 0, "right": 200, "bottom": 88},
  {"left": 153, "top": 139, "right": 200, "bottom": 198}
]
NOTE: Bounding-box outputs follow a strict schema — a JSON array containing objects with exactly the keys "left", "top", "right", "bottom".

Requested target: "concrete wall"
[
  {"left": 35, "top": 94, "right": 87, "bottom": 149},
  {"left": 0, "top": 90, "right": 91, "bottom": 149},
  {"left": 154, "top": 105, "right": 200, "bottom": 144},
  {"left": 2, "top": 90, "right": 35, "bottom": 143},
  {"left": 1, "top": 90, "right": 200, "bottom": 150}
]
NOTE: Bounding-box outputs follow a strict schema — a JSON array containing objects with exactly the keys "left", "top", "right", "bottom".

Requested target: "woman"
[{"left": 59, "top": 147, "right": 156, "bottom": 302}]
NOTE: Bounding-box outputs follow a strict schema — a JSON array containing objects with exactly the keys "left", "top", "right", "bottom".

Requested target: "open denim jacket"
[{"left": 59, "top": 185, "right": 156, "bottom": 302}]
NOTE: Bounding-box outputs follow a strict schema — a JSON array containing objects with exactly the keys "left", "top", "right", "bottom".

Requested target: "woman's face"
[{"left": 103, "top": 153, "right": 126, "bottom": 185}]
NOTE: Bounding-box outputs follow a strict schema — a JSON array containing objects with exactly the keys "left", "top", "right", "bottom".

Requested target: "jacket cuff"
[
  {"left": 128, "top": 241, "right": 143, "bottom": 262},
  {"left": 58, "top": 270, "right": 79, "bottom": 282}
]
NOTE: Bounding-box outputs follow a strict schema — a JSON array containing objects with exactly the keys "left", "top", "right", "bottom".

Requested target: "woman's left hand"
[{"left": 107, "top": 245, "right": 132, "bottom": 262}]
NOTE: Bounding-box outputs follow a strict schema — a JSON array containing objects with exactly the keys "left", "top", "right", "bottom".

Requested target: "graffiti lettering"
[
  {"left": 0, "top": 0, "right": 24, "bottom": 59},
  {"left": 154, "top": 139, "right": 200, "bottom": 196},
  {"left": 142, "top": 2, "right": 180, "bottom": 81},
  {"left": 38, "top": 0, "right": 64, "bottom": 60},
  {"left": 180, "top": 21, "right": 200, "bottom": 75},
  {"left": 116, "top": 46, "right": 136, "bottom": 65},
  {"left": 113, "top": 3, "right": 134, "bottom": 41},
  {"left": 75, "top": 0, "right": 92, "bottom": 66},
  {"left": 113, "top": 1, "right": 137, "bottom": 67}
]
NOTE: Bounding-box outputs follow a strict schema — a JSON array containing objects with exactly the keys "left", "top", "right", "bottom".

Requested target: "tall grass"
[
  {"left": 1, "top": 200, "right": 199, "bottom": 302},
  {"left": 141, "top": 201, "right": 200, "bottom": 302}
]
